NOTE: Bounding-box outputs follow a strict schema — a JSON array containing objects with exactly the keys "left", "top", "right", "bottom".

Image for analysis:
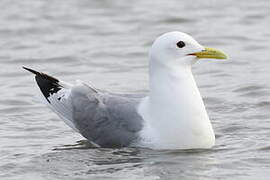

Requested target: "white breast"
[{"left": 137, "top": 61, "right": 215, "bottom": 149}]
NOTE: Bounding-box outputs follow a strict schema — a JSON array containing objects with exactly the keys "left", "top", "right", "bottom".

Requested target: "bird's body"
[
  {"left": 138, "top": 64, "right": 215, "bottom": 149},
  {"left": 24, "top": 67, "right": 144, "bottom": 147},
  {"left": 24, "top": 31, "right": 227, "bottom": 149}
]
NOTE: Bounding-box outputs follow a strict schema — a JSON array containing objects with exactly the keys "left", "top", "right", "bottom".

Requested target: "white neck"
[{"left": 138, "top": 59, "right": 215, "bottom": 149}]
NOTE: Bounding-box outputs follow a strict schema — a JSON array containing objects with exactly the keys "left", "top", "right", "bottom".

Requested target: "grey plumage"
[
  {"left": 24, "top": 67, "right": 144, "bottom": 148},
  {"left": 71, "top": 84, "right": 143, "bottom": 147}
]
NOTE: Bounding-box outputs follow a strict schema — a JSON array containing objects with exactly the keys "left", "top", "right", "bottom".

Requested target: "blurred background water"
[{"left": 1, "top": 0, "right": 270, "bottom": 179}]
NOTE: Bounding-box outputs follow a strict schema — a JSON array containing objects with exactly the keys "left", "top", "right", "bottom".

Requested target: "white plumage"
[{"left": 25, "top": 31, "right": 227, "bottom": 149}]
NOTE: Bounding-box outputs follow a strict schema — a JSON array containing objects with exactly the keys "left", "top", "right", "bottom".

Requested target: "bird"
[{"left": 23, "top": 31, "right": 227, "bottom": 150}]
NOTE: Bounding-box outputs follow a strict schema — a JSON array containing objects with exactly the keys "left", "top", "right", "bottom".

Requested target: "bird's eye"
[{"left": 176, "top": 41, "right": 185, "bottom": 48}]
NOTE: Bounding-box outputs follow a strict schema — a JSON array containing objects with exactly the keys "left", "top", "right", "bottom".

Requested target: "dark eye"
[{"left": 176, "top": 41, "right": 185, "bottom": 48}]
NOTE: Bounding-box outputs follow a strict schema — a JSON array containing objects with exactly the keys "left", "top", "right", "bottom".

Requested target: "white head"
[
  {"left": 149, "top": 31, "right": 227, "bottom": 68},
  {"left": 144, "top": 32, "right": 226, "bottom": 149}
]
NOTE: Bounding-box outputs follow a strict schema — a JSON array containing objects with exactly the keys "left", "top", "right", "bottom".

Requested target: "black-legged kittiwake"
[{"left": 24, "top": 31, "right": 227, "bottom": 149}]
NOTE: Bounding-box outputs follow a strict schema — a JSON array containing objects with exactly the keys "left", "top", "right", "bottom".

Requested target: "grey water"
[{"left": 1, "top": 0, "right": 270, "bottom": 179}]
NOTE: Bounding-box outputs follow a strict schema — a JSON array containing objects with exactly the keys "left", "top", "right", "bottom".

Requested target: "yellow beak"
[{"left": 189, "top": 47, "right": 227, "bottom": 59}]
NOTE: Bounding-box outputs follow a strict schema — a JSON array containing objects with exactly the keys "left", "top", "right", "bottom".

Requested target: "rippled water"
[{"left": 1, "top": 0, "right": 270, "bottom": 179}]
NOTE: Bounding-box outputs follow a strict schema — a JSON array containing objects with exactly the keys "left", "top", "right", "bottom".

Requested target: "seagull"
[{"left": 24, "top": 31, "right": 227, "bottom": 149}]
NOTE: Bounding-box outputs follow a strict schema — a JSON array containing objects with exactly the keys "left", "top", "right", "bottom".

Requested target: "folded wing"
[{"left": 24, "top": 67, "right": 144, "bottom": 147}]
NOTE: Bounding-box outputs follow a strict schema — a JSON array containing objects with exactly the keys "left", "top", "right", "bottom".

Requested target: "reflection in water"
[
  {"left": 38, "top": 143, "right": 219, "bottom": 179},
  {"left": 49, "top": 139, "right": 220, "bottom": 179},
  {"left": 53, "top": 140, "right": 99, "bottom": 150}
]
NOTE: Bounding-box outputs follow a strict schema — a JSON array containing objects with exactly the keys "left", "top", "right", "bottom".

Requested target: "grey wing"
[{"left": 70, "top": 83, "right": 144, "bottom": 148}]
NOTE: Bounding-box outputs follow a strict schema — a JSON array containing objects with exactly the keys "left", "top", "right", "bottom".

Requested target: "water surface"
[{"left": 1, "top": 0, "right": 270, "bottom": 179}]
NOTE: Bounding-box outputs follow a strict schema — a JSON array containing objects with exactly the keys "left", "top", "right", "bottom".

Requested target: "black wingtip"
[
  {"left": 23, "top": 66, "right": 61, "bottom": 103},
  {"left": 22, "top": 66, "right": 40, "bottom": 75},
  {"left": 22, "top": 66, "right": 59, "bottom": 83}
]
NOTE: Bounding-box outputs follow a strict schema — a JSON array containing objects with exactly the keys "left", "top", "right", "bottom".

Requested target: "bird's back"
[
  {"left": 71, "top": 83, "right": 144, "bottom": 147},
  {"left": 24, "top": 67, "right": 144, "bottom": 148}
]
